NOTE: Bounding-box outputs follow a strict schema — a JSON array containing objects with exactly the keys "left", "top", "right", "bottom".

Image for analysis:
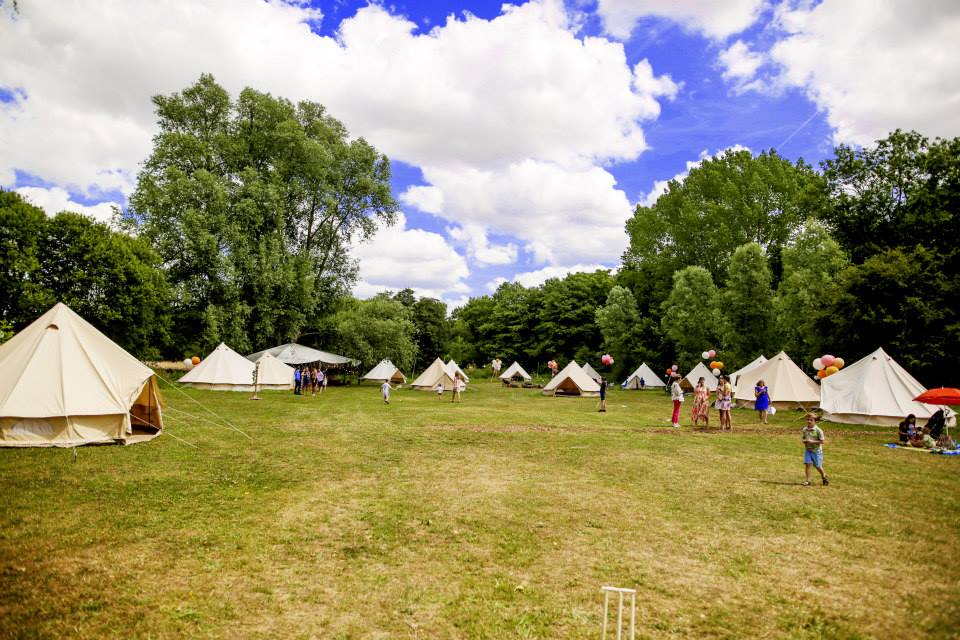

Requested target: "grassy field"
[{"left": 1, "top": 378, "right": 958, "bottom": 639}]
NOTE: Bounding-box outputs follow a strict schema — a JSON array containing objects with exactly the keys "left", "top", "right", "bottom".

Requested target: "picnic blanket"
[{"left": 884, "top": 444, "right": 960, "bottom": 456}]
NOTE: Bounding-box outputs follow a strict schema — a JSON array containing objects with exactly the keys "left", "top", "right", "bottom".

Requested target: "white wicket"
[{"left": 601, "top": 586, "right": 636, "bottom": 640}]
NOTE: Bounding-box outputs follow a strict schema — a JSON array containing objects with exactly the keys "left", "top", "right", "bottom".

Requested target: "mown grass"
[{"left": 1, "top": 378, "right": 958, "bottom": 639}]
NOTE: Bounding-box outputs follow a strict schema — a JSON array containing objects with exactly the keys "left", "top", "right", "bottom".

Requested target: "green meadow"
[{"left": 1, "top": 379, "right": 957, "bottom": 639}]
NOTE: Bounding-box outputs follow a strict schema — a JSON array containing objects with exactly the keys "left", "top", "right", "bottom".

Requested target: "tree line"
[{"left": 1, "top": 76, "right": 956, "bottom": 385}]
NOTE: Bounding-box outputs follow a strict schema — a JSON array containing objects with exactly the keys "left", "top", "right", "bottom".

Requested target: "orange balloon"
[
  {"left": 817, "top": 369, "right": 828, "bottom": 379},
  {"left": 191, "top": 356, "right": 200, "bottom": 365}
]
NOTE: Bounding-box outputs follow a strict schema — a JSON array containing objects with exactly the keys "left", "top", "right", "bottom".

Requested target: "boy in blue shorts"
[{"left": 802, "top": 413, "right": 829, "bottom": 486}]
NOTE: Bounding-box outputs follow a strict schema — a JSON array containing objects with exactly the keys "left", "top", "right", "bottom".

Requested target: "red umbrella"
[{"left": 914, "top": 388, "right": 960, "bottom": 406}]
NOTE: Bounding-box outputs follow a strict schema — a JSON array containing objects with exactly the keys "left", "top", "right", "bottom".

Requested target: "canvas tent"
[
  {"left": 543, "top": 361, "right": 601, "bottom": 397},
  {"left": 446, "top": 360, "right": 470, "bottom": 382},
  {"left": 254, "top": 352, "right": 295, "bottom": 390},
  {"left": 0, "top": 303, "right": 163, "bottom": 447},
  {"left": 499, "top": 361, "right": 531, "bottom": 382},
  {"left": 363, "top": 360, "right": 406, "bottom": 384},
  {"left": 625, "top": 363, "right": 666, "bottom": 389},
  {"left": 581, "top": 362, "right": 602, "bottom": 383},
  {"left": 681, "top": 362, "right": 719, "bottom": 391},
  {"left": 411, "top": 358, "right": 457, "bottom": 391},
  {"left": 730, "top": 355, "right": 767, "bottom": 390},
  {"left": 733, "top": 351, "right": 820, "bottom": 410},
  {"left": 181, "top": 343, "right": 257, "bottom": 391},
  {"left": 246, "top": 343, "right": 357, "bottom": 367},
  {"left": 820, "top": 347, "right": 955, "bottom": 426}
]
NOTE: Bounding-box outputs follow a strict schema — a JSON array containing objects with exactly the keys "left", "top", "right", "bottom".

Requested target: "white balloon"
[
  {"left": 813, "top": 358, "right": 824, "bottom": 371},
  {"left": 701, "top": 351, "right": 710, "bottom": 359},
  {"left": 182, "top": 358, "right": 193, "bottom": 370},
  {"left": 712, "top": 369, "right": 721, "bottom": 377}
]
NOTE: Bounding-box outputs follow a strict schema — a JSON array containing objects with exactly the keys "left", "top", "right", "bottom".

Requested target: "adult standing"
[
  {"left": 754, "top": 379, "right": 770, "bottom": 424},
  {"left": 599, "top": 377, "right": 607, "bottom": 412},
  {"left": 692, "top": 377, "right": 710, "bottom": 427},
  {"left": 492, "top": 357, "right": 502, "bottom": 379},
  {"left": 718, "top": 375, "right": 733, "bottom": 431},
  {"left": 316, "top": 368, "right": 325, "bottom": 394},
  {"left": 639, "top": 377, "right": 645, "bottom": 390},
  {"left": 294, "top": 367, "right": 302, "bottom": 395},
  {"left": 451, "top": 372, "right": 463, "bottom": 403},
  {"left": 670, "top": 374, "right": 683, "bottom": 428}
]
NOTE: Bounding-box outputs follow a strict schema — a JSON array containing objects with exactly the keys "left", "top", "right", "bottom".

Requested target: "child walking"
[
  {"left": 380, "top": 380, "right": 393, "bottom": 404},
  {"left": 801, "top": 414, "right": 829, "bottom": 486}
]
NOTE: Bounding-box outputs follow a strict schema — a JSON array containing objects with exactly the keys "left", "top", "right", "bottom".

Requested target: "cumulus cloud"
[
  {"left": 639, "top": 145, "right": 751, "bottom": 207},
  {"left": 491, "top": 264, "right": 612, "bottom": 289},
  {"left": 14, "top": 186, "right": 118, "bottom": 223},
  {"left": 351, "top": 214, "right": 470, "bottom": 303},
  {"left": 597, "top": 0, "right": 766, "bottom": 41},
  {"left": 404, "top": 160, "right": 634, "bottom": 266},
  {"left": 768, "top": 0, "right": 960, "bottom": 146},
  {"left": 0, "top": 0, "right": 678, "bottom": 279},
  {"left": 718, "top": 39, "right": 767, "bottom": 92}
]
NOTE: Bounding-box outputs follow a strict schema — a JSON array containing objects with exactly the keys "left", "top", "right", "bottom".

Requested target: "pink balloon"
[
  {"left": 821, "top": 354, "right": 835, "bottom": 367},
  {"left": 708, "top": 350, "right": 716, "bottom": 358},
  {"left": 671, "top": 364, "right": 678, "bottom": 371}
]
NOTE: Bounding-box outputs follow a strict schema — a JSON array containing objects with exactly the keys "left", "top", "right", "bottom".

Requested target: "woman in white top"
[{"left": 670, "top": 374, "right": 683, "bottom": 428}]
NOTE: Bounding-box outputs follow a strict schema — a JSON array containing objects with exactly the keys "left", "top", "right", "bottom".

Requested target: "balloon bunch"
[
  {"left": 601, "top": 354, "right": 614, "bottom": 366},
  {"left": 664, "top": 364, "right": 679, "bottom": 376},
  {"left": 182, "top": 356, "right": 199, "bottom": 370},
  {"left": 813, "top": 354, "right": 845, "bottom": 379},
  {"left": 700, "top": 349, "right": 717, "bottom": 360},
  {"left": 709, "top": 360, "right": 724, "bottom": 377},
  {"left": 547, "top": 359, "right": 558, "bottom": 373}
]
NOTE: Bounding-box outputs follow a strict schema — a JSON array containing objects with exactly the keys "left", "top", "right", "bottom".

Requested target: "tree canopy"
[{"left": 129, "top": 74, "right": 398, "bottom": 355}]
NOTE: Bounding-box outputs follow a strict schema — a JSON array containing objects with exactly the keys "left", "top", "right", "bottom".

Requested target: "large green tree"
[
  {"left": 818, "top": 130, "right": 959, "bottom": 384},
  {"left": 624, "top": 149, "right": 828, "bottom": 286},
  {"left": 722, "top": 243, "right": 775, "bottom": 365},
  {"left": 595, "top": 285, "right": 649, "bottom": 380},
  {"left": 660, "top": 266, "right": 725, "bottom": 370},
  {"left": 0, "top": 192, "right": 171, "bottom": 357},
  {"left": 775, "top": 220, "right": 847, "bottom": 363},
  {"left": 129, "top": 74, "right": 398, "bottom": 354},
  {"left": 330, "top": 295, "right": 417, "bottom": 372}
]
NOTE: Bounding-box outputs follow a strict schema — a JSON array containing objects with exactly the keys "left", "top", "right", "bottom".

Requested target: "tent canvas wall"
[
  {"left": 820, "top": 347, "right": 955, "bottom": 426},
  {"left": 625, "top": 363, "right": 666, "bottom": 389},
  {"left": 730, "top": 355, "right": 767, "bottom": 390},
  {"left": 411, "top": 358, "right": 457, "bottom": 391},
  {"left": 0, "top": 303, "right": 163, "bottom": 447},
  {"left": 542, "top": 361, "right": 601, "bottom": 397},
  {"left": 681, "top": 362, "right": 719, "bottom": 391},
  {"left": 254, "top": 352, "right": 295, "bottom": 390},
  {"left": 733, "top": 351, "right": 820, "bottom": 410},
  {"left": 363, "top": 360, "right": 406, "bottom": 384},
  {"left": 181, "top": 343, "right": 257, "bottom": 391},
  {"left": 499, "top": 362, "right": 531, "bottom": 382},
  {"left": 581, "top": 362, "right": 602, "bottom": 383},
  {"left": 446, "top": 360, "right": 470, "bottom": 383},
  {"left": 247, "top": 343, "right": 358, "bottom": 367}
]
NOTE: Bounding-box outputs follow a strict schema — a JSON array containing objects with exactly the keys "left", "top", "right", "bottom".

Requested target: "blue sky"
[{"left": 2, "top": 0, "right": 958, "bottom": 307}]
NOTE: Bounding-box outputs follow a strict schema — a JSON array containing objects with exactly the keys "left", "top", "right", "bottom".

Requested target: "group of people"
[
  {"left": 293, "top": 366, "right": 327, "bottom": 396},
  {"left": 898, "top": 410, "right": 954, "bottom": 449},
  {"left": 675, "top": 375, "right": 734, "bottom": 430}
]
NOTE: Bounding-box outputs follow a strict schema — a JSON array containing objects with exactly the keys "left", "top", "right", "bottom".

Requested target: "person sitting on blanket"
[
  {"left": 909, "top": 426, "right": 937, "bottom": 449},
  {"left": 898, "top": 414, "right": 917, "bottom": 445}
]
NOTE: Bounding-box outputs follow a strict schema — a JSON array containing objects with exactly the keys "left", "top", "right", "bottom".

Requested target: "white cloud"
[
  {"left": 718, "top": 39, "right": 766, "bottom": 90},
  {"left": 494, "top": 264, "right": 612, "bottom": 289},
  {"left": 351, "top": 214, "right": 469, "bottom": 302},
  {"left": 404, "top": 159, "right": 634, "bottom": 266},
  {"left": 447, "top": 224, "right": 518, "bottom": 266},
  {"left": 769, "top": 0, "right": 960, "bottom": 145},
  {"left": 14, "top": 186, "right": 118, "bottom": 223},
  {"left": 639, "top": 145, "right": 751, "bottom": 207},
  {"left": 0, "top": 0, "right": 678, "bottom": 279},
  {"left": 597, "top": 0, "right": 766, "bottom": 41}
]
